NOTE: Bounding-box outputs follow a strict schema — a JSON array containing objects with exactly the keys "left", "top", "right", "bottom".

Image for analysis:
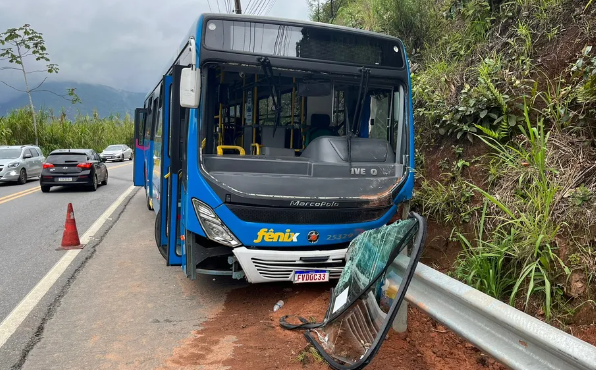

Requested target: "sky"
[{"left": 0, "top": 0, "right": 311, "bottom": 101}]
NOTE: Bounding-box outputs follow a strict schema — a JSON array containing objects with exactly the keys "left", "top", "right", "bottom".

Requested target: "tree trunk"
[{"left": 17, "top": 44, "right": 38, "bottom": 146}]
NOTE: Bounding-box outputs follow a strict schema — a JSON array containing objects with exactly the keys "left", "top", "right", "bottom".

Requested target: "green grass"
[
  {"left": 296, "top": 345, "right": 324, "bottom": 365},
  {"left": 454, "top": 202, "right": 517, "bottom": 300},
  {"left": 456, "top": 104, "right": 571, "bottom": 319},
  {"left": 0, "top": 107, "right": 134, "bottom": 155},
  {"left": 416, "top": 177, "right": 476, "bottom": 224}
]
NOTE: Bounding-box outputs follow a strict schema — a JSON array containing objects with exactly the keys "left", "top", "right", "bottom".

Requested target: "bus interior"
[{"left": 199, "top": 62, "right": 409, "bottom": 200}]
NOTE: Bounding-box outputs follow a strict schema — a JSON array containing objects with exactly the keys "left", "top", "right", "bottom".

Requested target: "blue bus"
[{"left": 133, "top": 14, "right": 415, "bottom": 283}]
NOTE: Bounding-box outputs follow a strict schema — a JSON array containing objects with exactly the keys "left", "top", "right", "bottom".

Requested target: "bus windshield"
[{"left": 199, "top": 62, "right": 408, "bottom": 191}]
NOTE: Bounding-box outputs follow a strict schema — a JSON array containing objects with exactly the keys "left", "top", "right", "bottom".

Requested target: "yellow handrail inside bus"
[
  {"left": 201, "top": 138, "right": 206, "bottom": 149},
  {"left": 251, "top": 143, "right": 263, "bottom": 155},
  {"left": 217, "top": 145, "right": 246, "bottom": 156}
]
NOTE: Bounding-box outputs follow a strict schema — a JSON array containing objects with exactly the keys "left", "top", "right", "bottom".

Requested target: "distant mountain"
[{"left": 0, "top": 81, "right": 146, "bottom": 119}]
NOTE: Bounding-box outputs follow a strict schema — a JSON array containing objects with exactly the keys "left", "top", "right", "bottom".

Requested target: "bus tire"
[{"left": 155, "top": 210, "right": 167, "bottom": 260}]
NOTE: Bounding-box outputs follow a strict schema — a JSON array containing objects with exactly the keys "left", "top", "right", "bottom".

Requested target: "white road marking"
[{"left": 0, "top": 184, "right": 136, "bottom": 349}]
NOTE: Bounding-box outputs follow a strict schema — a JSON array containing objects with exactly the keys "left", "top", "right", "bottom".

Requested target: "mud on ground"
[{"left": 158, "top": 283, "right": 509, "bottom": 370}]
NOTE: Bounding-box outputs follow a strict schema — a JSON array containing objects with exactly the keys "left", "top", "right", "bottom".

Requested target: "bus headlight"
[{"left": 192, "top": 198, "right": 241, "bottom": 247}]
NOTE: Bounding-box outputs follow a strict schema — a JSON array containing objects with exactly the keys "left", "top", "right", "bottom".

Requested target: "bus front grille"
[
  {"left": 251, "top": 257, "right": 344, "bottom": 280},
  {"left": 226, "top": 205, "right": 391, "bottom": 225}
]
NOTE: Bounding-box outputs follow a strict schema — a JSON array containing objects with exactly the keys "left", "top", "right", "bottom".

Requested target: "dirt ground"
[{"left": 158, "top": 283, "right": 510, "bottom": 370}]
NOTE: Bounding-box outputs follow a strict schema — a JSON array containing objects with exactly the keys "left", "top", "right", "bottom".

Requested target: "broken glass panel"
[{"left": 303, "top": 213, "right": 426, "bottom": 370}]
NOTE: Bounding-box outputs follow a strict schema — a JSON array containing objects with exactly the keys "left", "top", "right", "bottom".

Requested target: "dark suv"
[{"left": 40, "top": 149, "right": 108, "bottom": 192}]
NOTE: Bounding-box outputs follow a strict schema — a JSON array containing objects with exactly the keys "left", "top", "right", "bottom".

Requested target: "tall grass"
[
  {"left": 456, "top": 104, "right": 570, "bottom": 319},
  {"left": 0, "top": 107, "right": 134, "bottom": 155}
]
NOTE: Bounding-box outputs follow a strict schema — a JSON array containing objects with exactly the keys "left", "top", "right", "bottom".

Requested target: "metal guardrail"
[{"left": 390, "top": 256, "right": 596, "bottom": 370}]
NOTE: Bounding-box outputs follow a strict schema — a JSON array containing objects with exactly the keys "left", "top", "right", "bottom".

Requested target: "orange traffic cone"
[{"left": 60, "top": 203, "right": 83, "bottom": 250}]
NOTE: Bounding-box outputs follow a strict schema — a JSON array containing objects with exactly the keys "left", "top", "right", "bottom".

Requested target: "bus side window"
[
  {"left": 155, "top": 99, "right": 163, "bottom": 152},
  {"left": 135, "top": 108, "right": 146, "bottom": 146},
  {"left": 145, "top": 98, "right": 154, "bottom": 144},
  {"left": 151, "top": 98, "right": 159, "bottom": 141}
]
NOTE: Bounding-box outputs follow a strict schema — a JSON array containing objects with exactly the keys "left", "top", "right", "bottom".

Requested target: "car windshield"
[
  {"left": 46, "top": 153, "right": 88, "bottom": 164},
  {"left": 105, "top": 145, "right": 122, "bottom": 151},
  {"left": 0, "top": 148, "right": 22, "bottom": 159}
]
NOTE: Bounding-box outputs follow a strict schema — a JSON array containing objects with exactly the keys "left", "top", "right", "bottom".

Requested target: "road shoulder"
[{"left": 19, "top": 190, "right": 237, "bottom": 370}]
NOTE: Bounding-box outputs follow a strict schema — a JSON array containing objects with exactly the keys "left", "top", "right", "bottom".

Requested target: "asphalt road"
[{"left": 0, "top": 161, "right": 134, "bottom": 324}]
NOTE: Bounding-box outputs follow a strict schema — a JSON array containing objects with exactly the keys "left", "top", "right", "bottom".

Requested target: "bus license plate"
[
  {"left": 58, "top": 177, "right": 73, "bottom": 182},
  {"left": 294, "top": 270, "right": 329, "bottom": 283}
]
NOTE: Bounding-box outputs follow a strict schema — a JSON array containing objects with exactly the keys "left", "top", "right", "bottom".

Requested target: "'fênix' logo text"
[{"left": 254, "top": 228, "right": 300, "bottom": 243}]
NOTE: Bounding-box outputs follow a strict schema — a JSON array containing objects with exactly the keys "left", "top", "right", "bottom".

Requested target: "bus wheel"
[{"left": 155, "top": 210, "right": 167, "bottom": 260}]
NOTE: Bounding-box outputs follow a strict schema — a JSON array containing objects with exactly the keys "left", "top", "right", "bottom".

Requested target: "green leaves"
[
  {"left": 0, "top": 24, "right": 55, "bottom": 74},
  {"left": 67, "top": 88, "right": 81, "bottom": 105}
]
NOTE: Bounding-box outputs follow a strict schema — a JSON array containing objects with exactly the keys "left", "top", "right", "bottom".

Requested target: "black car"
[{"left": 40, "top": 149, "right": 108, "bottom": 192}]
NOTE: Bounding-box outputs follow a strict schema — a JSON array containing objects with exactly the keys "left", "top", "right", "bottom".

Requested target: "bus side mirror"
[{"left": 180, "top": 68, "right": 200, "bottom": 108}]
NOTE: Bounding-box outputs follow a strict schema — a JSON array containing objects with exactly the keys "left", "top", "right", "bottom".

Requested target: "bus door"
[
  {"left": 171, "top": 64, "right": 196, "bottom": 279},
  {"left": 133, "top": 108, "right": 147, "bottom": 186},
  {"left": 157, "top": 75, "right": 183, "bottom": 265},
  {"left": 165, "top": 65, "right": 190, "bottom": 270}
]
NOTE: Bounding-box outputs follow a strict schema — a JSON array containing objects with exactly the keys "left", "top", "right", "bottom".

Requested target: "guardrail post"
[{"left": 392, "top": 201, "right": 410, "bottom": 333}]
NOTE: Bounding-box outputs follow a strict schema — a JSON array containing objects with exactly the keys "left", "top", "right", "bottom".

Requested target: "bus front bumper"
[{"left": 232, "top": 246, "right": 347, "bottom": 284}]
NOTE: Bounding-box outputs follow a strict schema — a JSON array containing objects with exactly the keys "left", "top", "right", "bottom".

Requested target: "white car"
[
  {"left": 0, "top": 145, "right": 45, "bottom": 184},
  {"left": 100, "top": 145, "right": 133, "bottom": 162}
]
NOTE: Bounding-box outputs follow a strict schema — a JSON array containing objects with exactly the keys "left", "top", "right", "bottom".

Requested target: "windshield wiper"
[
  {"left": 347, "top": 67, "right": 370, "bottom": 165},
  {"left": 257, "top": 57, "right": 282, "bottom": 137}
]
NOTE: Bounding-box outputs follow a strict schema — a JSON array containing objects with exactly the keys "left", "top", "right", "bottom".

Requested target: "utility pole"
[{"left": 234, "top": 0, "right": 242, "bottom": 14}]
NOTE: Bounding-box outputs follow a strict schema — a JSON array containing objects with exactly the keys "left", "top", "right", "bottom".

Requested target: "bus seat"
[{"left": 305, "top": 114, "right": 334, "bottom": 146}]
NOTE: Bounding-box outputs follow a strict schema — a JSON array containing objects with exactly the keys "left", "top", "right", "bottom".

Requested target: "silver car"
[
  {"left": 99, "top": 144, "right": 133, "bottom": 162},
  {"left": 0, "top": 145, "right": 45, "bottom": 184}
]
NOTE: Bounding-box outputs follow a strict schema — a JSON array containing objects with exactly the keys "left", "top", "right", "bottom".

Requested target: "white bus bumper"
[{"left": 232, "top": 246, "right": 347, "bottom": 283}]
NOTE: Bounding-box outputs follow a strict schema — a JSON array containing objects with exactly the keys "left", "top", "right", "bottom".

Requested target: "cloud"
[{"left": 0, "top": 0, "right": 310, "bottom": 100}]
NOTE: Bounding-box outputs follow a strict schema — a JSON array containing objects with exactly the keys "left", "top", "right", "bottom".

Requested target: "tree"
[{"left": 0, "top": 24, "right": 80, "bottom": 145}]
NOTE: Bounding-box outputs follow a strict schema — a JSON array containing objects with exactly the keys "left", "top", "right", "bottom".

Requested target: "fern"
[
  {"left": 475, "top": 124, "right": 500, "bottom": 139},
  {"left": 496, "top": 114, "right": 510, "bottom": 139},
  {"left": 478, "top": 66, "right": 511, "bottom": 140}
]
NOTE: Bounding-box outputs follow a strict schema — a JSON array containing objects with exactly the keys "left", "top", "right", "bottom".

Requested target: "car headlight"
[
  {"left": 192, "top": 198, "right": 241, "bottom": 247},
  {"left": 7, "top": 162, "right": 20, "bottom": 168}
]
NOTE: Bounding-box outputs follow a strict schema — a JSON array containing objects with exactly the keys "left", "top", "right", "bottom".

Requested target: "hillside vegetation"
[
  {"left": 315, "top": 0, "right": 596, "bottom": 324},
  {"left": 0, "top": 107, "right": 134, "bottom": 155}
]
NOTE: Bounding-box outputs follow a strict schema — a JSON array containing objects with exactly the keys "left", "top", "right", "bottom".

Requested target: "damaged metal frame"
[{"left": 282, "top": 212, "right": 427, "bottom": 370}]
